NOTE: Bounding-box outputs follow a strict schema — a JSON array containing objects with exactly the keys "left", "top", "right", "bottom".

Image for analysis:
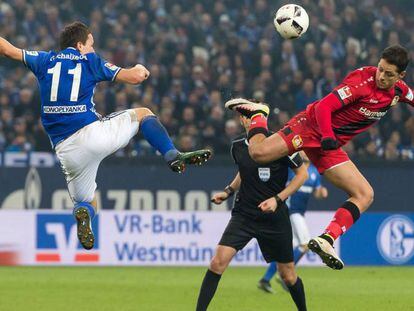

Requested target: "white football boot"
[
  {"left": 308, "top": 237, "right": 344, "bottom": 270},
  {"left": 224, "top": 98, "right": 270, "bottom": 118}
]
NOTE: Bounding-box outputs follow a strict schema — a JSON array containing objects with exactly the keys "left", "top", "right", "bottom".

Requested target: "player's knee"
[
  {"left": 209, "top": 255, "right": 228, "bottom": 274},
  {"left": 366, "top": 186, "right": 374, "bottom": 206},
  {"left": 133, "top": 107, "right": 155, "bottom": 122},
  {"left": 355, "top": 184, "right": 374, "bottom": 209}
]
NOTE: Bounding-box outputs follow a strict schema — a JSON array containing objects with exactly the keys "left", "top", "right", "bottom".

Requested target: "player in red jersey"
[{"left": 225, "top": 45, "right": 413, "bottom": 270}]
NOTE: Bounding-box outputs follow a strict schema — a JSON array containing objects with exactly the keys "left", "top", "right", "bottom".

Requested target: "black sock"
[
  {"left": 288, "top": 277, "right": 307, "bottom": 311},
  {"left": 319, "top": 233, "right": 334, "bottom": 246},
  {"left": 196, "top": 269, "right": 222, "bottom": 311}
]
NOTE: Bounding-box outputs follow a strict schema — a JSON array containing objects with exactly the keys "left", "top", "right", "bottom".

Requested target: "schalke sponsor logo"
[{"left": 377, "top": 215, "right": 414, "bottom": 264}]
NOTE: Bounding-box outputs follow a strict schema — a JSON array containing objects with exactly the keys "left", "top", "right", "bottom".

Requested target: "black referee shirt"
[{"left": 230, "top": 136, "right": 303, "bottom": 219}]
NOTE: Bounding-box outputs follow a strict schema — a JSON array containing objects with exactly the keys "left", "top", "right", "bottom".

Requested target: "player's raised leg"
[
  {"left": 225, "top": 98, "right": 289, "bottom": 163},
  {"left": 133, "top": 108, "right": 211, "bottom": 173},
  {"left": 308, "top": 161, "right": 374, "bottom": 270},
  {"left": 277, "top": 262, "right": 307, "bottom": 311},
  {"left": 196, "top": 245, "right": 236, "bottom": 311}
]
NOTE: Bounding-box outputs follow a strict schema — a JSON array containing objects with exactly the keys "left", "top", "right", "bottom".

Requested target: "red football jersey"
[{"left": 306, "top": 66, "right": 414, "bottom": 145}]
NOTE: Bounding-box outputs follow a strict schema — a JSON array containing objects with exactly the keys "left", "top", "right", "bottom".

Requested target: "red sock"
[
  {"left": 249, "top": 114, "right": 268, "bottom": 131},
  {"left": 324, "top": 203, "right": 360, "bottom": 241}
]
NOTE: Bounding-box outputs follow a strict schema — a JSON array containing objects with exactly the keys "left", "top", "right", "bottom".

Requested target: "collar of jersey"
[{"left": 63, "top": 47, "right": 80, "bottom": 54}]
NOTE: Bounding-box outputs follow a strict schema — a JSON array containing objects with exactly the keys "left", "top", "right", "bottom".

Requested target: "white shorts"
[
  {"left": 290, "top": 213, "right": 311, "bottom": 248},
  {"left": 55, "top": 110, "right": 139, "bottom": 203}
]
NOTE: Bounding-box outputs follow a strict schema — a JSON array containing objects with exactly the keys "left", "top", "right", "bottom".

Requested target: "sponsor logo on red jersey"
[
  {"left": 337, "top": 86, "right": 352, "bottom": 100},
  {"left": 358, "top": 107, "right": 387, "bottom": 120},
  {"left": 292, "top": 135, "right": 303, "bottom": 149}
]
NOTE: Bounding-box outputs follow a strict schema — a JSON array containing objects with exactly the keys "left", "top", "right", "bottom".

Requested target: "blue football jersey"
[
  {"left": 286, "top": 163, "right": 321, "bottom": 215},
  {"left": 23, "top": 47, "right": 121, "bottom": 147}
]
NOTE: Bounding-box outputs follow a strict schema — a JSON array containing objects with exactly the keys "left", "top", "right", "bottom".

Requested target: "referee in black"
[{"left": 196, "top": 116, "right": 308, "bottom": 311}]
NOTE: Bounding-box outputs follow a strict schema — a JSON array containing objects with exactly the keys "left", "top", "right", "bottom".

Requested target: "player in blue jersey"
[
  {"left": 0, "top": 22, "right": 211, "bottom": 250},
  {"left": 258, "top": 152, "right": 328, "bottom": 293}
]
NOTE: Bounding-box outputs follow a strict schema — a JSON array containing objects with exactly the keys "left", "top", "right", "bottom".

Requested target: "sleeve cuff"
[
  {"left": 332, "top": 90, "right": 345, "bottom": 107},
  {"left": 22, "top": 50, "right": 27, "bottom": 66},
  {"left": 112, "top": 67, "right": 122, "bottom": 81}
]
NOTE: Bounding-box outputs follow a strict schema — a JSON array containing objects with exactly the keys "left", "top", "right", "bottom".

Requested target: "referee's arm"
[
  {"left": 211, "top": 173, "right": 241, "bottom": 205},
  {"left": 258, "top": 166, "right": 307, "bottom": 213},
  {"left": 278, "top": 165, "right": 308, "bottom": 201}
]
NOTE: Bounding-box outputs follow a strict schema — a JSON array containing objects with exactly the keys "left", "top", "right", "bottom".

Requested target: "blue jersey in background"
[
  {"left": 286, "top": 163, "right": 321, "bottom": 215},
  {"left": 23, "top": 48, "right": 120, "bottom": 147}
]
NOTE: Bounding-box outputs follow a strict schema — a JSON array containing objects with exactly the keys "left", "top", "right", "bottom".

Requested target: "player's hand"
[
  {"left": 134, "top": 64, "right": 150, "bottom": 82},
  {"left": 321, "top": 137, "right": 339, "bottom": 150},
  {"left": 211, "top": 192, "right": 229, "bottom": 205},
  {"left": 320, "top": 186, "right": 328, "bottom": 198},
  {"left": 258, "top": 197, "right": 277, "bottom": 213},
  {"left": 239, "top": 116, "right": 251, "bottom": 131},
  {"left": 314, "top": 186, "right": 328, "bottom": 199}
]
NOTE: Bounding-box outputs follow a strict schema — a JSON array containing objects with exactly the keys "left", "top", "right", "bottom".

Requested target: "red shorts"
[{"left": 277, "top": 111, "right": 350, "bottom": 174}]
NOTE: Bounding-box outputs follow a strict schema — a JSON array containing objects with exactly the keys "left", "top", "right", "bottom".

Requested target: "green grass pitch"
[{"left": 0, "top": 266, "right": 413, "bottom": 311}]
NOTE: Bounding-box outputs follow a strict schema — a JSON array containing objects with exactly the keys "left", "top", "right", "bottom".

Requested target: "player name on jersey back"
[
  {"left": 50, "top": 53, "right": 88, "bottom": 61},
  {"left": 43, "top": 105, "right": 87, "bottom": 114}
]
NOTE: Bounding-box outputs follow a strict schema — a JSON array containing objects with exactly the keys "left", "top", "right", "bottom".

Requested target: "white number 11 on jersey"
[{"left": 47, "top": 62, "right": 82, "bottom": 102}]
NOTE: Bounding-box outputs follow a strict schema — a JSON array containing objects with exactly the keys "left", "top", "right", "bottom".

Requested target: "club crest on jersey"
[
  {"left": 337, "top": 86, "right": 352, "bottom": 100},
  {"left": 292, "top": 135, "right": 303, "bottom": 149},
  {"left": 258, "top": 168, "right": 270, "bottom": 182},
  {"left": 391, "top": 96, "right": 400, "bottom": 107},
  {"left": 104, "top": 63, "right": 118, "bottom": 71}
]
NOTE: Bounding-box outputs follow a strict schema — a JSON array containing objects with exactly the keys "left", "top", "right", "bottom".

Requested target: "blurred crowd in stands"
[{"left": 1, "top": 0, "right": 414, "bottom": 160}]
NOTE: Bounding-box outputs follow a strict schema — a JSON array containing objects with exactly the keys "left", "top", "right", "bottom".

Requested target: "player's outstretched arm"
[
  {"left": 0, "top": 37, "right": 23, "bottom": 62},
  {"left": 314, "top": 93, "right": 343, "bottom": 150},
  {"left": 211, "top": 173, "right": 241, "bottom": 205},
  {"left": 116, "top": 64, "right": 150, "bottom": 85}
]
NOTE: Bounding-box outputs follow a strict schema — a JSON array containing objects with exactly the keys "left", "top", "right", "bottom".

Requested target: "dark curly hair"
[{"left": 59, "top": 21, "right": 90, "bottom": 50}]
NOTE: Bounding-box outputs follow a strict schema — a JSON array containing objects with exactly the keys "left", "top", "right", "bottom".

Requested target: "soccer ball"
[{"left": 273, "top": 4, "right": 309, "bottom": 39}]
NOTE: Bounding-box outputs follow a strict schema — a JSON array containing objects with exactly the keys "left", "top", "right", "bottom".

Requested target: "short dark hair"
[
  {"left": 59, "top": 22, "right": 90, "bottom": 50},
  {"left": 381, "top": 45, "right": 409, "bottom": 73}
]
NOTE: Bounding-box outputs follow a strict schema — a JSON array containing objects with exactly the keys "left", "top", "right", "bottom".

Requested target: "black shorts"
[{"left": 219, "top": 206, "right": 293, "bottom": 263}]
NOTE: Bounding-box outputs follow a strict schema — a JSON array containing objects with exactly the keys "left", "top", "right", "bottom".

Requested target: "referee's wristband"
[
  {"left": 274, "top": 195, "right": 283, "bottom": 206},
  {"left": 224, "top": 185, "right": 235, "bottom": 197}
]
